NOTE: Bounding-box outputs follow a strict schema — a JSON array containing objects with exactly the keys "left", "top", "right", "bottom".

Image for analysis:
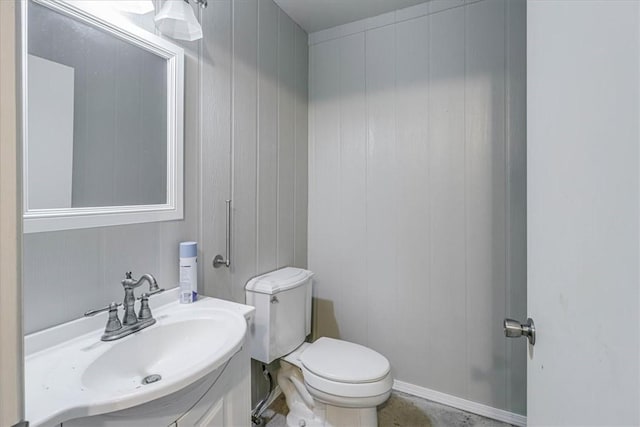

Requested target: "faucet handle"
[
  {"left": 138, "top": 294, "right": 153, "bottom": 320},
  {"left": 85, "top": 302, "right": 123, "bottom": 337},
  {"left": 104, "top": 303, "right": 123, "bottom": 333},
  {"left": 84, "top": 302, "right": 122, "bottom": 317}
]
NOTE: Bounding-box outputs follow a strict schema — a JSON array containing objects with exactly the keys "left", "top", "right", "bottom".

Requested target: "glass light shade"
[
  {"left": 154, "top": 0, "right": 203, "bottom": 41},
  {"left": 114, "top": 1, "right": 155, "bottom": 14}
]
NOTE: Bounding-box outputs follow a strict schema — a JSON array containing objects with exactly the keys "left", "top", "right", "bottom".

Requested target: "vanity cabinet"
[
  {"left": 60, "top": 345, "right": 250, "bottom": 427},
  {"left": 174, "top": 344, "right": 251, "bottom": 427}
]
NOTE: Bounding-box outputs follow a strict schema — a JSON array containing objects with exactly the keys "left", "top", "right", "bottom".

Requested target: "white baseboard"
[{"left": 393, "top": 380, "right": 527, "bottom": 427}]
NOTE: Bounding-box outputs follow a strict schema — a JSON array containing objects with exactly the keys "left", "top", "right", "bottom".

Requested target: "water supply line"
[{"left": 251, "top": 364, "right": 274, "bottom": 425}]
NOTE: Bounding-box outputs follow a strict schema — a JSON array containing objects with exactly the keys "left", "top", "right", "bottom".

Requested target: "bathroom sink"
[
  {"left": 81, "top": 314, "right": 241, "bottom": 395},
  {"left": 25, "top": 292, "right": 251, "bottom": 427}
]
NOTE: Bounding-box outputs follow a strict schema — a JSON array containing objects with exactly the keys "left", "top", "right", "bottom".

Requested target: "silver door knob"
[{"left": 503, "top": 317, "right": 536, "bottom": 345}]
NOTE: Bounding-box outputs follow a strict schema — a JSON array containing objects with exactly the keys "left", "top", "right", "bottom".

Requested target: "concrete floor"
[{"left": 260, "top": 390, "right": 515, "bottom": 427}]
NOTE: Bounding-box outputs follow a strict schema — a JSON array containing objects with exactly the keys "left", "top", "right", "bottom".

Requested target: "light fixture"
[
  {"left": 154, "top": 0, "right": 207, "bottom": 42},
  {"left": 114, "top": 1, "right": 155, "bottom": 15}
]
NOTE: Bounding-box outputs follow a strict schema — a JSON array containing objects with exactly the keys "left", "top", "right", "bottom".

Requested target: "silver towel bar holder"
[{"left": 213, "top": 199, "right": 231, "bottom": 268}]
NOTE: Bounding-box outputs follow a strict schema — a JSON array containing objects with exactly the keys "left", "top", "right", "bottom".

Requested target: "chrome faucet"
[
  {"left": 121, "top": 272, "right": 161, "bottom": 325},
  {"left": 84, "top": 272, "right": 164, "bottom": 341}
]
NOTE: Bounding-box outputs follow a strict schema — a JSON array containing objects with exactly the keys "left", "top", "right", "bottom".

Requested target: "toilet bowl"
[
  {"left": 278, "top": 338, "right": 392, "bottom": 427},
  {"left": 245, "top": 268, "right": 392, "bottom": 427}
]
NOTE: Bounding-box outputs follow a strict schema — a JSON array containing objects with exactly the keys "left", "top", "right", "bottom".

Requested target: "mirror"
[{"left": 22, "top": 0, "right": 184, "bottom": 233}]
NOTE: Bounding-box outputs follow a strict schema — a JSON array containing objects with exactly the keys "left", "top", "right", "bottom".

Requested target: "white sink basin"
[
  {"left": 25, "top": 292, "right": 252, "bottom": 427},
  {"left": 81, "top": 313, "right": 240, "bottom": 395}
]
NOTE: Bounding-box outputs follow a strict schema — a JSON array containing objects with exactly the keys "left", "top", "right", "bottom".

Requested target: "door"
[{"left": 526, "top": 1, "right": 640, "bottom": 425}]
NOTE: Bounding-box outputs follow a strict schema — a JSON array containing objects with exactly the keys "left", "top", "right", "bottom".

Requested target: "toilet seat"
[
  {"left": 301, "top": 365, "right": 393, "bottom": 399},
  {"left": 300, "top": 337, "right": 390, "bottom": 383},
  {"left": 298, "top": 337, "right": 393, "bottom": 399}
]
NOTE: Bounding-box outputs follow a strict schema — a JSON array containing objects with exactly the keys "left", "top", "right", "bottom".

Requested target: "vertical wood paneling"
[
  {"left": 277, "top": 10, "right": 296, "bottom": 268},
  {"left": 307, "top": 39, "right": 317, "bottom": 313},
  {"left": 102, "top": 224, "right": 161, "bottom": 295},
  {"left": 23, "top": 229, "right": 104, "bottom": 332},
  {"left": 464, "top": 0, "right": 506, "bottom": 408},
  {"left": 198, "top": 0, "right": 307, "bottom": 304},
  {"left": 308, "top": 39, "right": 341, "bottom": 339},
  {"left": 139, "top": 53, "right": 168, "bottom": 205},
  {"left": 505, "top": 0, "right": 527, "bottom": 415},
  {"left": 365, "top": 24, "right": 397, "bottom": 359},
  {"left": 84, "top": 40, "right": 116, "bottom": 206},
  {"left": 293, "top": 25, "right": 308, "bottom": 269},
  {"left": 308, "top": 0, "right": 525, "bottom": 414},
  {"left": 159, "top": 42, "right": 202, "bottom": 291},
  {"left": 427, "top": 5, "right": 467, "bottom": 396},
  {"left": 201, "top": 0, "right": 233, "bottom": 300},
  {"left": 257, "top": 0, "right": 279, "bottom": 274},
  {"left": 228, "top": 0, "right": 310, "bottom": 408},
  {"left": 231, "top": 0, "right": 258, "bottom": 302},
  {"left": 394, "top": 15, "right": 430, "bottom": 385},
  {"left": 114, "top": 45, "right": 142, "bottom": 205},
  {"left": 337, "top": 33, "right": 367, "bottom": 344}
]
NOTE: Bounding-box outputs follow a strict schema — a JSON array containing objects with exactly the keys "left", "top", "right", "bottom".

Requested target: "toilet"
[{"left": 245, "top": 267, "right": 393, "bottom": 427}]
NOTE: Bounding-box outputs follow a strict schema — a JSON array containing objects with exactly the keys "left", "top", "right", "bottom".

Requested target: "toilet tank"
[{"left": 245, "top": 267, "right": 314, "bottom": 364}]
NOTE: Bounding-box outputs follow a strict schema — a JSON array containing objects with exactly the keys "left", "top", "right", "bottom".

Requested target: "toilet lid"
[{"left": 300, "top": 337, "right": 390, "bottom": 384}]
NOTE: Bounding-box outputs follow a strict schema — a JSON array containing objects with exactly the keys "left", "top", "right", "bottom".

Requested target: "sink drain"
[{"left": 142, "top": 374, "right": 162, "bottom": 385}]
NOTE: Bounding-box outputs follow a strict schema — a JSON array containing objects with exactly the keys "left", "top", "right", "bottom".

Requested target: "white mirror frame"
[{"left": 22, "top": 0, "right": 184, "bottom": 233}]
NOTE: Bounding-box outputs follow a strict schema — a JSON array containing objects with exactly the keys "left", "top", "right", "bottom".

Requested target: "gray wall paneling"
[
  {"left": 395, "top": 14, "right": 430, "bottom": 388},
  {"left": 200, "top": 0, "right": 232, "bottom": 302},
  {"left": 308, "top": 0, "right": 526, "bottom": 415},
  {"left": 199, "top": 0, "right": 308, "bottom": 307},
  {"left": 464, "top": 0, "right": 506, "bottom": 407},
  {"left": 505, "top": 0, "right": 527, "bottom": 416},
  {"left": 256, "top": 0, "right": 279, "bottom": 275},
  {"left": 293, "top": 25, "right": 309, "bottom": 269},
  {"left": 231, "top": 0, "right": 258, "bottom": 305},
  {"left": 198, "top": 0, "right": 309, "bottom": 407}
]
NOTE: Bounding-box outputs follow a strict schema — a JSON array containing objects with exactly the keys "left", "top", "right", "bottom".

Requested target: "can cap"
[{"left": 180, "top": 241, "right": 197, "bottom": 258}]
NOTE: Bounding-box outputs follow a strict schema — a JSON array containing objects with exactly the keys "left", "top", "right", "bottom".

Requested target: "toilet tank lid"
[{"left": 245, "top": 267, "right": 314, "bottom": 294}]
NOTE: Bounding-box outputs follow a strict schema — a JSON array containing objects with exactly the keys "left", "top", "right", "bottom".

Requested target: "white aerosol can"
[{"left": 179, "top": 241, "right": 198, "bottom": 303}]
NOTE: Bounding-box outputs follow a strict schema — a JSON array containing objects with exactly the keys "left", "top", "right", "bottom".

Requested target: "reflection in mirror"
[
  {"left": 28, "top": 0, "right": 167, "bottom": 209},
  {"left": 27, "top": 54, "right": 74, "bottom": 209},
  {"left": 23, "top": 0, "right": 184, "bottom": 233}
]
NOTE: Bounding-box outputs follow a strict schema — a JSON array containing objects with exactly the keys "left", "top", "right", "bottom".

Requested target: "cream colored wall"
[{"left": 0, "top": 0, "right": 24, "bottom": 425}]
